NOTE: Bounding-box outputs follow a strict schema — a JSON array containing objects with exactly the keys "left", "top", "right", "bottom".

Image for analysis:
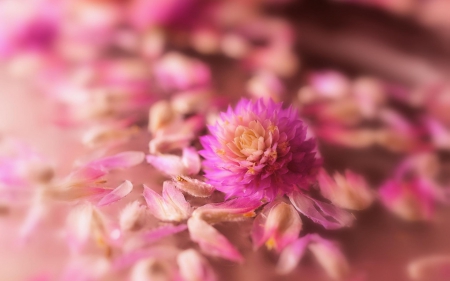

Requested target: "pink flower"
[{"left": 200, "top": 98, "right": 320, "bottom": 201}]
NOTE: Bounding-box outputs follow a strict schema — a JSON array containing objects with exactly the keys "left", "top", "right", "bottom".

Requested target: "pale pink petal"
[
  {"left": 60, "top": 256, "right": 110, "bottom": 281},
  {"left": 88, "top": 151, "right": 145, "bottom": 171},
  {"left": 173, "top": 175, "right": 215, "bottom": 197},
  {"left": 113, "top": 246, "right": 180, "bottom": 270},
  {"left": 252, "top": 201, "right": 302, "bottom": 252},
  {"left": 97, "top": 180, "right": 133, "bottom": 207},
  {"left": 120, "top": 201, "right": 148, "bottom": 231},
  {"left": 143, "top": 185, "right": 172, "bottom": 221},
  {"left": 130, "top": 258, "right": 177, "bottom": 281},
  {"left": 288, "top": 191, "right": 354, "bottom": 229},
  {"left": 318, "top": 169, "right": 374, "bottom": 210},
  {"left": 63, "top": 166, "right": 106, "bottom": 187},
  {"left": 277, "top": 235, "right": 311, "bottom": 274},
  {"left": 426, "top": 118, "right": 450, "bottom": 150},
  {"left": 149, "top": 134, "right": 193, "bottom": 154},
  {"left": 141, "top": 224, "right": 187, "bottom": 245},
  {"left": 192, "top": 197, "right": 262, "bottom": 224},
  {"left": 66, "top": 203, "right": 94, "bottom": 252},
  {"left": 187, "top": 217, "right": 243, "bottom": 263},
  {"left": 146, "top": 154, "right": 185, "bottom": 176},
  {"left": 19, "top": 198, "right": 46, "bottom": 243},
  {"left": 143, "top": 183, "right": 191, "bottom": 222},
  {"left": 181, "top": 147, "right": 201, "bottom": 175},
  {"left": 308, "top": 235, "right": 350, "bottom": 280},
  {"left": 162, "top": 181, "right": 191, "bottom": 219},
  {"left": 408, "top": 255, "right": 450, "bottom": 281},
  {"left": 177, "top": 249, "right": 217, "bottom": 281}
]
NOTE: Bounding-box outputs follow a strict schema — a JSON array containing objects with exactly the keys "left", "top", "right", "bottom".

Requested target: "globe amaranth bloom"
[{"left": 200, "top": 98, "right": 320, "bottom": 201}]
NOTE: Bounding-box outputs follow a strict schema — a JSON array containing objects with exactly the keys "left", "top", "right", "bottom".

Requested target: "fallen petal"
[
  {"left": 408, "top": 255, "right": 450, "bottom": 281},
  {"left": 88, "top": 151, "right": 145, "bottom": 171},
  {"left": 181, "top": 147, "right": 201, "bottom": 175},
  {"left": 97, "top": 180, "right": 133, "bottom": 207},
  {"left": 177, "top": 249, "right": 217, "bottom": 281},
  {"left": 193, "top": 197, "right": 262, "bottom": 224},
  {"left": 146, "top": 154, "right": 186, "bottom": 176},
  {"left": 173, "top": 175, "right": 215, "bottom": 197},
  {"left": 187, "top": 216, "right": 243, "bottom": 263}
]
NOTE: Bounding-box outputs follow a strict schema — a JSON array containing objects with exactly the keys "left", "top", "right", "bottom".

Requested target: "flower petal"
[
  {"left": 141, "top": 224, "right": 187, "bottom": 245},
  {"left": 277, "top": 235, "right": 311, "bottom": 274},
  {"left": 88, "top": 151, "right": 145, "bottom": 172},
  {"left": 408, "top": 255, "right": 450, "bottom": 281},
  {"left": 173, "top": 175, "right": 215, "bottom": 197},
  {"left": 177, "top": 249, "right": 217, "bottom": 281},
  {"left": 97, "top": 180, "right": 133, "bottom": 207},
  {"left": 187, "top": 216, "right": 243, "bottom": 263},
  {"left": 181, "top": 147, "right": 201, "bottom": 175},
  {"left": 288, "top": 191, "right": 354, "bottom": 229},
  {"left": 120, "top": 201, "right": 147, "bottom": 231},
  {"left": 193, "top": 197, "right": 262, "bottom": 224},
  {"left": 146, "top": 154, "right": 185, "bottom": 176}
]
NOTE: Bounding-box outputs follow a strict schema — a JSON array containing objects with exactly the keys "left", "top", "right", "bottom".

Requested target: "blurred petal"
[
  {"left": 88, "top": 151, "right": 145, "bottom": 171},
  {"left": 288, "top": 191, "right": 354, "bottom": 229},
  {"left": 173, "top": 175, "right": 215, "bottom": 198},
  {"left": 181, "top": 147, "right": 201, "bottom": 175},
  {"left": 177, "top": 249, "right": 217, "bottom": 281},
  {"left": 120, "top": 201, "right": 147, "bottom": 231},
  {"left": 408, "top": 255, "right": 450, "bottom": 281},
  {"left": 252, "top": 201, "right": 302, "bottom": 252},
  {"left": 192, "top": 197, "right": 262, "bottom": 224},
  {"left": 277, "top": 235, "right": 311, "bottom": 274},
  {"left": 97, "top": 180, "right": 133, "bottom": 207},
  {"left": 308, "top": 236, "right": 350, "bottom": 280},
  {"left": 141, "top": 224, "right": 187, "bottom": 245},
  {"left": 318, "top": 169, "right": 374, "bottom": 210},
  {"left": 187, "top": 217, "right": 243, "bottom": 263},
  {"left": 146, "top": 154, "right": 185, "bottom": 176}
]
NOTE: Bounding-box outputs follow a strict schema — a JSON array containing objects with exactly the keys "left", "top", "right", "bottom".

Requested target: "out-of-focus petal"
[
  {"left": 277, "top": 234, "right": 350, "bottom": 280},
  {"left": 88, "top": 151, "right": 145, "bottom": 171},
  {"left": 97, "top": 180, "right": 133, "bottom": 207},
  {"left": 181, "top": 147, "right": 201, "bottom": 175},
  {"left": 120, "top": 201, "right": 147, "bottom": 231},
  {"left": 146, "top": 154, "right": 185, "bottom": 176},
  {"left": 187, "top": 216, "right": 243, "bottom": 263},
  {"left": 288, "top": 191, "right": 354, "bottom": 229},
  {"left": 378, "top": 178, "right": 435, "bottom": 221},
  {"left": 252, "top": 201, "right": 302, "bottom": 252},
  {"left": 276, "top": 235, "right": 311, "bottom": 274},
  {"left": 130, "top": 258, "right": 177, "bottom": 281},
  {"left": 318, "top": 169, "right": 374, "bottom": 210},
  {"left": 60, "top": 256, "right": 110, "bottom": 281},
  {"left": 177, "top": 249, "right": 217, "bottom": 281},
  {"left": 193, "top": 197, "right": 262, "bottom": 224},
  {"left": 173, "top": 175, "right": 215, "bottom": 198},
  {"left": 143, "top": 183, "right": 191, "bottom": 222},
  {"left": 141, "top": 224, "right": 187, "bottom": 245},
  {"left": 66, "top": 203, "right": 94, "bottom": 252},
  {"left": 408, "top": 255, "right": 450, "bottom": 281}
]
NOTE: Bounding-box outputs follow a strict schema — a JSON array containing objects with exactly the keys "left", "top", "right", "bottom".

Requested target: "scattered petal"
[
  {"left": 187, "top": 216, "right": 243, "bottom": 263},
  {"left": 173, "top": 175, "right": 215, "bottom": 198},
  {"left": 120, "top": 201, "right": 148, "bottom": 231},
  {"left": 177, "top": 249, "right": 217, "bottom": 281},
  {"left": 408, "top": 255, "right": 450, "bottom": 281},
  {"left": 97, "top": 180, "right": 133, "bottom": 207},
  {"left": 193, "top": 197, "right": 262, "bottom": 224}
]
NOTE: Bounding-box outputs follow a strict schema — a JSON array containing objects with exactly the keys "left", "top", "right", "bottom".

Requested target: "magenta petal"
[
  {"left": 181, "top": 147, "right": 201, "bottom": 175},
  {"left": 288, "top": 191, "right": 354, "bottom": 229},
  {"left": 187, "top": 217, "right": 243, "bottom": 263},
  {"left": 97, "top": 180, "right": 133, "bottom": 207}
]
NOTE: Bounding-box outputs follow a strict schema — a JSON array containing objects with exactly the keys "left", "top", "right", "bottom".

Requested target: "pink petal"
[
  {"left": 288, "top": 191, "right": 354, "bottom": 229},
  {"left": 143, "top": 185, "right": 170, "bottom": 221},
  {"left": 277, "top": 235, "right": 311, "bottom": 274},
  {"left": 318, "top": 169, "right": 374, "bottom": 210},
  {"left": 146, "top": 154, "right": 186, "bottom": 176},
  {"left": 120, "top": 201, "right": 148, "bottom": 231},
  {"left": 66, "top": 203, "right": 94, "bottom": 253},
  {"left": 187, "top": 217, "right": 243, "bottom": 263},
  {"left": 97, "top": 180, "right": 133, "bottom": 207},
  {"left": 177, "top": 249, "right": 217, "bottom": 281},
  {"left": 408, "top": 255, "right": 450, "bottom": 281},
  {"left": 181, "top": 147, "right": 201, "bottom": 175},
  {"left": 193, "top": 197, "right": 262, "bottom": 224},
  {"left": 149, "top": 134, "right": 193, "bottom": 154},
  {"left": 63, "top": 166, "right": 106, "bottom": 187},
  {"left": 88, "top": 151, "right": 145, "bottom": 172},
  {"left": 173, "top": 175, "right": 215, "bottom": 197},
  {"left": 162, "top": 181, "right": 191, "bottom": 219},
  {"left": 252, "top": 201, "right": 302, "bottom": 252},
  {"left": 141, "top": 224, "right": 187, "bottom": 245}
]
